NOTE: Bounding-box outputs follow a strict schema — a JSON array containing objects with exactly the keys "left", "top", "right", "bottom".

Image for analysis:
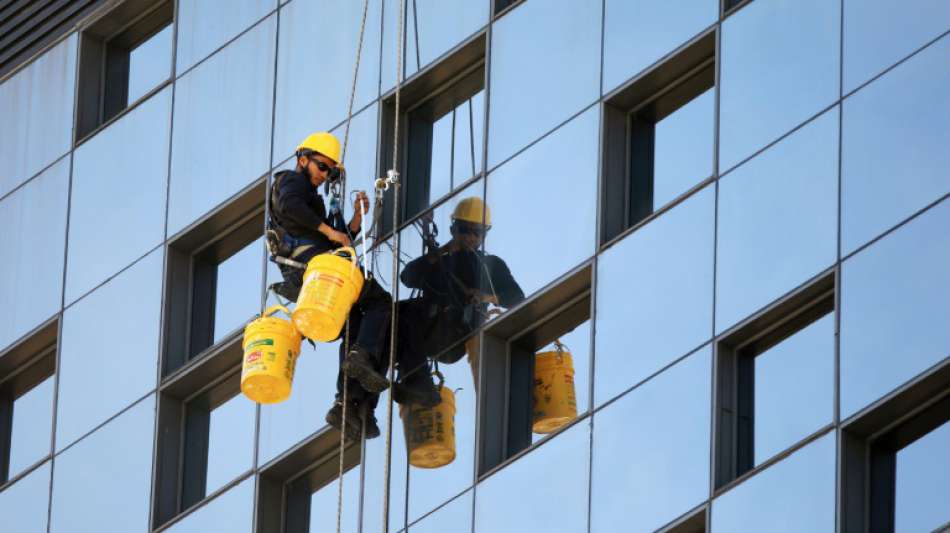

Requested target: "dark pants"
[{"left": 395, "top": 298, "right": 472, "bottom": 382}]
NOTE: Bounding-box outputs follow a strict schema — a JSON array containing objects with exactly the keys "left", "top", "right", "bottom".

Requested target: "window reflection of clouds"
[
  {"left": 840, "top": 199, "right": 950, "bottom": 419},
  {"left": 591, "top": 347, "right": 710, "bottom": 533}
]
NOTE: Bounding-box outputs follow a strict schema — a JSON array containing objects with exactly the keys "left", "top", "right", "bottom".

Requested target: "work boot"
[
  {"left": 342, "top": 345, "right": 390, "bottom": 393},
  {"left": 393, "top": 371, "right": 442, "bottom": 408},
  {"left": 270, "top": 281, "right": 300, "bottom": 302},
  {"left": 325, "top": 401, "right": 362, "bottom": 442},
  {"left": 359, "top": 403, "right": 381, "bottom": 440}
]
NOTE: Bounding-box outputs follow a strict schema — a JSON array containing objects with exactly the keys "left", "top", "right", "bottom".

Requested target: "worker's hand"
[
  {"left": 352, "top": 191, "right": 370, "bottom": 216},
  {"left": 329, "top": 229, "right": 351, "bottom": 247}
]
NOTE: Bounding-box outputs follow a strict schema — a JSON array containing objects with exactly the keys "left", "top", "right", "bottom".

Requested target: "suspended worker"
[
  {"left": 267, "top": 131, "right": 391, "bottom": 441},
  {"left": 394, "top": 197, "right": 524, "bottom": 407}
]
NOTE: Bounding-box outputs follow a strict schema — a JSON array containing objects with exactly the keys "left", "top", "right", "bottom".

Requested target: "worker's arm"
[
  {"left": 400, "top": 252, "right": 440, "bottom": 288},
  {"left": 347, "top": 191, "right": 369, "bottom": 236},
  {"left": 277, "top": 175, "right": 350, "bottom": 246},
  {"left": 486, "top": 256, "right": 525, "bottom": 307}
]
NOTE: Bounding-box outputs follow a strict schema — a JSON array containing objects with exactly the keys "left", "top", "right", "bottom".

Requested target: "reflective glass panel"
[
  {"left": 485, "top": 107, "right": 598, "bottom": 300},
  {"left": 603, "top": 0, "right": 717, "bottom": 94},
  {"left": 653, "top": 87, "right": 715, "bottom": 210},
  {"left": 591, "top": 346, "right": 710, "bottom": 533},
  {"left": 754, "top": 314, "right": 834, "bottom": 464},
  {"left": 272, "top": 0, "right": 381, "bottom": 163},
  {"left": 362, "top": 389, "right": 409, "bottom": 533},
  {"left": 49, "top": 396, "right": 155, "bottom": 533},
  {"left": 176, "top": 0, "right": 276, "bottom": 73},
  {"left": 595, "top": 184, "right": 714, "bottom": 406},
  {"left": 0, "top": 158, "right": 68, "bottom": 351},
  {"left": 214, "top": 238, "right": 264, "bottom": 343},
  {"left": 0, "top": 461, "right": 50, "bottom": 533},
  {"left": 205, "top": 393, "right": 256, "bottom": 494},
  {"left": 416, "top": 91, "right": 486, "bottom": 208},
  {"left": 67, "top": 87, "right": 171, "bottom": 304},
  {"left": 127, "top": 24, "right": 172, "bottom": 103},
  {"left": 719, "top": 0, "right": 839, "bottom": 172},
  {"left": 711, "top": 431, "right": 836, "bottom": 533},
  {"left": 9, "top": 378, "right": 54, "bottom": 477},
  {"left": 474, "top": 420, "right": 590, "bottom": 533},
  {"left": 487, "top": 0, "right": 600, "bottom": 168},
  {"left": 533, "top": 321, "right": 591, "bottom": 445},
  {"left": 310, "top": 467, "right": 359, "bottom": 532},
  {"left": 57, "top": 249, "right": 163, "bottom": 451},
  {"left": 168, "top": 15, "right": 275, "bottom": 236},
  {"left": 840, "top": 199, "right": 950, "bottom": 418},
  {"left": 716, "top": 109, "right": 838, "bottom": 333},
  {"left": 843, "top": 0, "right": 950, "bottom": 93},
  {"left": 332, "top": 104, "right": 379, "bottom": 215},
  {"left": 841, "top": 34, "right": 950, "bottom": 255},
  {"left": 0, "top": 34, "right": 76, "bottom": 197},
  {"left": 257, "top": 339, "right": 339, "bottom": 463},
  {"left": 409, "top": 490, "right": 472, "bottom": 533},
  {"left": 166, "top": 476, "right": 254, "bottom": 533},
  {"left": 895, "top": 421, "right": 950, "bottom": 533}
]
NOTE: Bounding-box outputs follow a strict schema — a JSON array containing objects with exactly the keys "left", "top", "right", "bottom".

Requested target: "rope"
[
  {"left": 380, "top": 0, "right": 406, "bottom": 530},
  {"left": 336, "top": 1, "right": 370, "bottom": 532}
]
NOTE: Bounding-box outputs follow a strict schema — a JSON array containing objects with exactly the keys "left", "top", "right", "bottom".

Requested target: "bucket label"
[
  {"left": 246, "top": 339, "right": 275, "bottom": 349},
  {"left": 246, "top": 351, "right": 262, "bottom": 363}
]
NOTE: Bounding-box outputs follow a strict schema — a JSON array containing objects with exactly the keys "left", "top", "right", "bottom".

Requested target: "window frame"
[{"left": 76, "top": 0, "right": 174, "bottom": 143}]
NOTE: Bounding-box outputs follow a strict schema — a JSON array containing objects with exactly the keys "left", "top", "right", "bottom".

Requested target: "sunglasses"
[
  {"left": 455, "top": 222, "right": 489, "bottom": 237},
  {"left": 310, "top": 159, "right": 333, "bottom": 173}
]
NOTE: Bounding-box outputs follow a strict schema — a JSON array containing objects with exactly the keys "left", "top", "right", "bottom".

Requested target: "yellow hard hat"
[
  {"left": 451, "top": 197, "right": 491, "bottom": 227},
  {"left": 296, "top": 132, "right": 341, "bottom": 164}
]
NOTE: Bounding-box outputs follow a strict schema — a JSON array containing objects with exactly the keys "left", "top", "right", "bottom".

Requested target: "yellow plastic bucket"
[
  {"left": 400, "top": 382, "right": 456, "bottom": 468},
  {"left": 292, "top": 247, "right": 364, "bottom": 342},
  {"left": 532, "top": 343, "right": 577, "bottom": 434},
  {"left": 241, "top": 305, "right": 303, "bottom": 404}
]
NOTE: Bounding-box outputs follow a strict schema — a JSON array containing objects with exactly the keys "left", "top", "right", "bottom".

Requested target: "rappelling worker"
[
  {"left": 393, "top": 196, "right": 524, "bottom": 407},
  {"left": 268, "top": 131, "right": 391, "bottom": 441}
]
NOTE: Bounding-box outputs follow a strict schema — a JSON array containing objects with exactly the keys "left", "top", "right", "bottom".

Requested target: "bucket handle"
[
  {"left": 262, "top": 304, "right": 292, "bottom": 319},
  {"left": 553, "top": 339, "right": 568, "bottom": 364}
]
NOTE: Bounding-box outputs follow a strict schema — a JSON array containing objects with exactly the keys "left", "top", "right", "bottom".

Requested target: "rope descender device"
[{"left": 374, "top": 169, "right": 400, "bottom": 193}]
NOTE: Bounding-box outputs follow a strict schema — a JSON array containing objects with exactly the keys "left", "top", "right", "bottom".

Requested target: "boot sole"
[
  {"left": 342, "top": 359, "right": 390, "bottom": 393},
  {"left": 326, "top": 408, "right": 363, "bottom": 442}
]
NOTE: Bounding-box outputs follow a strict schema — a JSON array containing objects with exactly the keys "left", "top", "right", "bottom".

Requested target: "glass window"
[
  {"left": 49, "top": 396, "right": 155, "bottom": 533},
  {"left": 895, "top": 421, "right": 950, "bottom": 533},
  {"left": 841, "top": 34, "right": 950, "bottom": 255},
  {"left": 843, "top": 0, "right": 950, "bottom": 93},
  {"left": 8, "top": 378, "right": 55, "bottom": 477},
  {"left": 213, "top": 238, "right": 264, "bottom": 344},
  {"left": 474, "top": 420, "right": 590, "bottom": 533},
  {"left": 332, "top": 104, "right": 379, "bottom": 210},
  {"left": 594, "top": 184, "right": 714, "bottom": 407},
  {"left": 485, "top": 107, "right": 598, "bottom": 300},
  {"left": 57, "top": 249, "right": 163, "bottom": 451},
  {"left": 176, "top": 0, "right": 276, "bottom": 73},
  {"left": 0, "top": 35, "right": 76, "bottom": 197},
  {"left": 0, "top": 461, "right": 50, "bottom": 533},
  {"left": 409, "top": 490, "right": 472, "bottom": 533},
  {"left": 310, "top": 467, "right": 359, "bottom": 532},
  {"left": 168, "top": 15, "right": 276, "bottom": 236},
  {"left": 0, "top": 158, "right": 68, "bottom": 351},
  {"left": 257, "top": 340, "right": 340, "bottom": 464},
  {"left": 165, "top": 476, "right": 254, "bottom": 533},
  {"left": 711, "top": 431, "right": 836, "bottom": 533},
  {"left": 591, "top": 346, "right": 710, "bottom": 533},
  {"left": 383, "top": 0, "right": 489, "bottom": 90},
  {"left": 603, "top": 0, "right": 717, "bottom": 94},
  {"left": 840, "top": 199, "right": 950, "bottom": 419},
  {"left": 652, "top": 88, "right": 715, "bottom": 210},
  {"left": 487, "top": 0, "right": 601, "bottom": 168},
  {"left": 753, "top": 314, "right": 834, "bottom": 464},
  {"left": 719, "top": 0, "right": 839, "bottom": 172},
  {"left": 361, "top": 391, "right": 409, "bottom": 533},
  {"left": 272, "top": 0, "right": 381, "bottom": 165},
  {"left": 67, "top": 87, "right": 172, "bottom": 304},
  {"left": 716, "top": 109, "right": 838, "bottom": 333},
  {"left": 205, "top": 394, "right": 256, "bottom": 495},
  {"left": 127, "top": 24, "right": 173, "bottom": 103}
]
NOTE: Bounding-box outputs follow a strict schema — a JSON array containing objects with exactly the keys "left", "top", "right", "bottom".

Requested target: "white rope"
[{"left": 380, "top": 0, "right": 406, "bottom": 530}]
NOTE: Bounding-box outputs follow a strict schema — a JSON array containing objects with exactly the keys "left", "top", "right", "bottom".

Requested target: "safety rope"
[
  {"left": 380, "top": 0, "right": 407, "bottom": 530},
  {"left": 336, "top": 1, "right": 370, "bottom": 532}
]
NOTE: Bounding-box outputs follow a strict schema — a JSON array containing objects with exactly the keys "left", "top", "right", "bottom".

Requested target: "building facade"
[{"left": 0, "top": 0, "right": 948, "bottom": 532}]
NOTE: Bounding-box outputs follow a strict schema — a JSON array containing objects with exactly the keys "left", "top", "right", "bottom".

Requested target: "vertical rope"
[
  {"left": 380, "top": 0, "right": 407, "bottom": 530},
  {"left": 336, "top": 2, "right": 370, "bottom": 532}
]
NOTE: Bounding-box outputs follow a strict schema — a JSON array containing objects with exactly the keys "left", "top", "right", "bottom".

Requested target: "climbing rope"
[
  {"left": 335, "top": 1, "right": 370, "bottom": 532},
  {"left": 380, "top": 0, "right": 407, "bottom": 530}
]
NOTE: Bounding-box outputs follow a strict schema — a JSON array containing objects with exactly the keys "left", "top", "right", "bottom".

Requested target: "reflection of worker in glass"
[
  {"left": 394, "top": 197, "right": 524, "bottom": 407},
  {"left": 267, "top": 131, "right": 390, "bottom": 441}
]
